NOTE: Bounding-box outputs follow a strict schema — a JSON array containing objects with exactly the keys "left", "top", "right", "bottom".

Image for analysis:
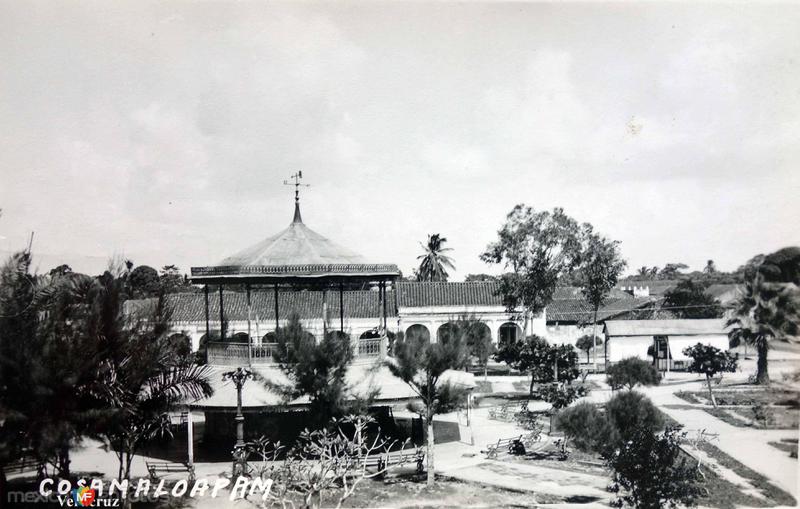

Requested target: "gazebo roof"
[{"left": 191, "top": 203, "right": 400, "bottom": 283}]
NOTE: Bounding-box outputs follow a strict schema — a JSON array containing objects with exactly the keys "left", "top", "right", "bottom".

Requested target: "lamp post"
[{"left": 222, "top": 367, "right": 254, "bottom": 477}]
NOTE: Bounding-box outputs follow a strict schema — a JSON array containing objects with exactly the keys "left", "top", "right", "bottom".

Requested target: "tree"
[
  {"left": 605, "top": 426, "right": 704, "bottom": 509},
  {"left": 126, "top": 264, "right": 160, "bottom": 298},
  {"left": 662, "top": 280, "right": 723, "bottom": 319},
  {"left": 576, "top": 334, "right": 603, "bottom": 363},
  {"left": 416, "top": 234, "right": 455, "bottom": 282},
  {"left": 606, "top": 357, "right": 661, "bottom": 391},
  {"left": 579, "top": 232, "right": 627, "bottom": 370},
  {"left": 271, "top": 314, "right": 365, "bottom": 429},
  {"left": 159, "top": 264, "right": 191, "bottom": 294},
  {"left": 659, "top": 263, "right": 689, "bottom": 279},
  {"left": 682, "top": 344, "right": 738, "bottom": 407},
  {"left": 727, "top": 247, "right": 800, "bottom": 384},
  {"left": 385, "top": 329, "right": 469, "bottom": 487},
  {"left": 494, "top": 335, "right": 551, "bottom": 394},
  {"left": 445, "top": 316, "right": 494, "bottom": 381},
  {"left": 86, "top": 272, "right": 213, "bottom": 502},
  {"left": 536, "top": 383, "right": 588, "bottom": 431},
  {"left": 464, "top": 273, "right": 498, "bottom": 282},
  {"left": 703, "top": 260, "right": 717, "bottom": 274},
  {"left": 481, "top": 205, "right": 587, "bottom": 334}
]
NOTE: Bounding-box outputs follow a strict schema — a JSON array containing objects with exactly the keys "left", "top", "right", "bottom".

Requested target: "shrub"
[
  {"left": 605, "top": 391, "right": 664, "bottom": 443},
  {"left": 557, "top": 401, "right": 617, "bottom": 453},
  {"left": 606, "top": 357, "right": 661, "bottom": 390},
  {"left": 605, "top": 426, "right": 705, "bottom": 508}
]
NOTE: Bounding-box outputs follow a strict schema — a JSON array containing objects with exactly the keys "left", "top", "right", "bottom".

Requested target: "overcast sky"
[{"left": 0, "top": 1, "right": 798, "bottom": 280}]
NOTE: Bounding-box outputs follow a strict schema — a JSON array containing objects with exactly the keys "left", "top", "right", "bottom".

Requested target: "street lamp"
[{"left": 222, "top": 367, "right": 254, "bottom": 477}]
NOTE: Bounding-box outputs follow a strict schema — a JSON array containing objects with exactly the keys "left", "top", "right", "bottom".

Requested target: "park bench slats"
[
  {"left": 481, "top": 432, "right": 541, "bottom": 459},
  {"left": 361, "top": 448, "right": 425, "bottom": 476},
  {"left": 145, "top": 460, "right": 195, "bottom": 482}
]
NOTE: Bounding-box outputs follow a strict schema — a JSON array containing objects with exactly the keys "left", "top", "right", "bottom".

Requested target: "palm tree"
[
  {"left": 727, "top": 250, "right": 800, "bottom": 385},
  {"left": 417, "top": 234, "right": 455, "bottom": 282}
]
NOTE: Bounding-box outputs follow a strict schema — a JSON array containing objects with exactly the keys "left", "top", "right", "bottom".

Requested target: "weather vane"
[{"left": 283, "top": 171, "right": 310, "bottom": 204}]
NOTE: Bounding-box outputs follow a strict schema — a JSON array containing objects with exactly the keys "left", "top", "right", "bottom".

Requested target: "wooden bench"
[
  {"left": 362, "top": 448, "right": 425, "bottom": 477},
  {"left": 3, "top": 456, "right": 38, "bottom": 477},
  {"left": 482, "top": 432, "right": 540, "bottom": 459},
  {"left": 145, "top": 461, "right": 195, "bottom": 482}
]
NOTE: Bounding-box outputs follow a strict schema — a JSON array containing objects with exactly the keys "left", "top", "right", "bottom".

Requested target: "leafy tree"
[
  {"left": 579, "top": 232, "right": 627, "bottom": 370},
  {"left": 126, "top": 264, "right": 160, "bottom": 298},
  {"left": 662, "top": 280, "right": 723, "bottom": 319},
  {"left": 682, "top": 344, "right": 737, "bottom": 407},
  {"left": 494, "top": 335, "right": 552, "bottom": 394},
  {"left": 481, "top": 205, "right": 587, "bottom": 334},
  {"left": 271, "top": 314, "right": 365, "bottom": 429},
  {"left": 464, "top": 273, "right": 498, "bottom": 282},
  {"left": 546, "top": 344, "right": 580, "bottom": 384},
  {"left": 576, "top": 334, "right": 603, "bottom": 363},
  {"left": 536, "top": 383, "right": 588, "bottom": 430},
  {"left": 48, "top": 264, "right": 72, "bottom": 277},
  {"left": 605, "top": 426, "right": 704, "bottom": 509},
  {"left": 659, "top": 263, "right": 689, "bottom": 279},
  {"left": 159, "top": 264, "right": 191, "bottom": 294},
  {"left": 385, "top": 328, "right": 469, "bottom": 487},
  {"left": 416, "top": 234, "right": 455, "bottom": 282},
  {"left": 605, "top": 391, "right": 664, "bottom": 445},
  {"left": 606, "top": 357, "right": 661, "bottom": 390},
  {"left": 727, "top": 247, "right": 800, "bottom": 384},
  {"left": 442, "top": 316, "right": 495, "bottom": 381},
  {"left": 703, "top": 260, "right": 717, "bottom": 274}
]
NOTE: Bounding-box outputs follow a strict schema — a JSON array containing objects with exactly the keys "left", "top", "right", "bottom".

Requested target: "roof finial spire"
[{"left": 283, "top": 171, "right": 310, "bottom": 224}]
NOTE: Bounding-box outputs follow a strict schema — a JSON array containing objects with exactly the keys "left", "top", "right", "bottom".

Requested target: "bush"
[
  {"left": 606, "top": 357, "right": 661, "bottom": 390},
  {"left": 605, "top": 426, "right": 705, "bottom": 508},
  {"left": 557, "top": 402, "right": 617, "bottom": 453},
  {"left": 605, "top": 391, "right": 664, "bottom": 443}
]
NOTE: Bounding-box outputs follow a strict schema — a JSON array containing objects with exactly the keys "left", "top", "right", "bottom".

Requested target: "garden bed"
[{"left": 767, "top": 438, "right": 798, "bottom": 458}]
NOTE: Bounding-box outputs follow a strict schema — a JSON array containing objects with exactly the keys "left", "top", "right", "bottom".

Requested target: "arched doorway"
[
  {"left": 498, "top": 322, "right": 522, "bottom": 346},
  {"left": 230, "top": 332, "right": 250, "bottom": 343},
  {"left": 405, "top": 324, "right": 431, "bottom": 343},
  {"left": 437, "top": 322, "right": 456, "bottom": 343}
]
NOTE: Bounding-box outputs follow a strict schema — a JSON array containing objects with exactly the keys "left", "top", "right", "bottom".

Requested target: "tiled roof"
[
  {"left": 126, "top": 289, "right": 398, "bottom": 323},
  {"left": 605, "top": 319, "right": 728, "bottom": 336},
  {"left": 395, "top": 281, "right": 504, "bottom": 308},
  {"left": 547, "top": 296, "right": 654, "bottom": 323}
]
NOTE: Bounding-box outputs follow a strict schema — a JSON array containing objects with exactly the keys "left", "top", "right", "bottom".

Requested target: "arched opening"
[
  {"left": 359, "top": 328, "right": 382, "bottom": 339},
  {"left": 499, "top": 322, "right": 522, "bottom": 346},
  {"left": 405, "top": 324, "right": 431, "bottom": 344},
  {"left": 230, "top": 332, "right": 250, "bottom": 344},
  {"left": 262, "top": 332, "right": 277, "bottom": 344},
  {"left": 437, "top": 322, "right": 456, "bottom": 344}
]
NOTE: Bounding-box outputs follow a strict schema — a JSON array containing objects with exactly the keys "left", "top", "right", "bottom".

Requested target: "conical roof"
[
  {"left": 219, "top": 204, "right": 366, "bottom": 266},
  {"left": 190, "top": 202, "right": 399, "bottom": 283}
]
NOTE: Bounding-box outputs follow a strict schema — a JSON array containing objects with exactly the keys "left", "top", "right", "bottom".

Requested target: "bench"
[
  {"left": 145, "top": 461, "right": 195, "bottom": 482},
  {"left": 3, "top": 456, "right": 38, "bottom": 477},
  {"left": 482, "top": 432, "right": 540, "bottom": 459},
  {"left": 362, "top": 448, "right": 425, "bottom": 477}
]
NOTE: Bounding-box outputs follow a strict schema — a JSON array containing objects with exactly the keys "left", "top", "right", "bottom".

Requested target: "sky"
[{"left": 0, "top": 1, "right": 798, "bottom": 280}]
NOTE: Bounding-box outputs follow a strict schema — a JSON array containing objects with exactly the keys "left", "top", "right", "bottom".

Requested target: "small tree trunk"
[
  {"left": 484, "top": 365, "right": 488, "bottom": 382},
  {"left": 529, "top": 372, "right": 535, "bottom": 395},
  {"left": 58, "top": 443, "right": 71, "bottom": 479},
  {"left": 706, "top": 375, "right": 717, "bottom": 408},
  {"left": 426, "top": 415, "right": 435, "bottom": 487},
  {"left": 592, "top": 309, "right": 598, "bottom": 372},
  {"left": 756, "top": 340, "right": 769, "bottom": 385}
]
